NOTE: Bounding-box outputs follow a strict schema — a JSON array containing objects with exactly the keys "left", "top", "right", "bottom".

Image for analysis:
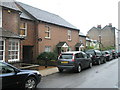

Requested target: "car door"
[
  {"left": 82, "top": 52, "right": 90, "bottom": 68},
  {"left": 75, "top": 53, "right": 86, "bottom": 69},
  {"left": 0, "top": 62, "right": 20, "bottom": 88}
]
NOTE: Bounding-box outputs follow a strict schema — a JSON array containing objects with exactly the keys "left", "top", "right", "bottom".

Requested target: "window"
[
  {"left": 75, "top": 53, "right": 84, "bottom": 58},
  {"left": 82, "top": 53, "right": 88, "bottom": 59},
  {"left": 20, "top": 22, "right": 27, "bottom": 36},
  {"left": 68, "top": 30, "right": 72, "bottom": 41},
  {"left": 45, "top": 46, "right": 51, "bottom": 52},
  {"left": 8, "top": 40, "right": 19, "bottom": 62},
  {"left": 45, "top": 26, "right": 51, "bottom": 39},
  {"left": 0, "top": 62, "right": 14, "bottom": 74},
  {"left": 0, "top": 40, "right": 5, "bottom": 61},
  {"left": 80, "top": 40, "right": 83, "bottom": 43},
  {"left": 59, "top": 54, "right": 73, "bottom": 59}
]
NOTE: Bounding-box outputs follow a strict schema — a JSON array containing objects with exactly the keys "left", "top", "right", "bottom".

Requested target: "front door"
[{"left": 23, "top": 46, "right": 33, "bottom": 63}]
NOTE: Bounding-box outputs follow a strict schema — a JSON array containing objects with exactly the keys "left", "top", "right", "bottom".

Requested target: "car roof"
[{"left": 61, "top": 51, "right": 83, "bottom": 54}]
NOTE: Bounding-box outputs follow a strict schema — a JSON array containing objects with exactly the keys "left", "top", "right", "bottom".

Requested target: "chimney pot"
[
  {"left": 109, "top": 23, "right": 112, "bottom": 27},
  {"left": 97, "top": 25, "right": 101, "bottom": 29}
]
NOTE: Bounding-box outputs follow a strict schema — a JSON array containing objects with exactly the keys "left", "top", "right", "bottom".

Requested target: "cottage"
[{"left": 0, "top": 1, "right": 80, "bottom": 63}]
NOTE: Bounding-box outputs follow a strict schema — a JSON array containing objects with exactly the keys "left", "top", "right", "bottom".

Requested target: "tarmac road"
[{"left": 37, "top": 58, "right": 118, "bottom": 88}]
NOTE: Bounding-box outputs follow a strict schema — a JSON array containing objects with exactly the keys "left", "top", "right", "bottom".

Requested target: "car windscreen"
[
  {"left": 86, "top": 50, "right": 95, "bottom": 55},
  {"left": 59, "top": 54, "right": 73, "bottom": 59}
]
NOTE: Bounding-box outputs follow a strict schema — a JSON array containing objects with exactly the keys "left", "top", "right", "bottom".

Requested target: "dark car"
[
  {"left": 85, "top": 49, "right": 106, "bottom": 65},
  {"left": 0, "top": 61, "right": 41, "bottom": 89},
  {"left": 102, "top": 51, "right": 113, "bottom": 61},
  {"left": 57, "top": 51, "right": 92, "bottom": 73},
  {"left": 110, "top": 50, "right": 118, "bottom": 59}
]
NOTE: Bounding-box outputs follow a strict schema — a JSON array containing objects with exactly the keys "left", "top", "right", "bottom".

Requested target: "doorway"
[{"left": 23, "top": 46, "right": 33, "bottom": 63}]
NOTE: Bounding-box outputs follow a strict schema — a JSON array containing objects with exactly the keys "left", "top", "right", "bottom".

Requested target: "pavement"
[{"left": 39, "top": 67, "right": 58, "bottom": 76}]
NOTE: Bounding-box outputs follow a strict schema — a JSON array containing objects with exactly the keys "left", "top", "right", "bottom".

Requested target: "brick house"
[
  {"left": 0, "top": 1, "right": 80, "bottom": 63},
  {"left": 0, "top": 1, "right": 22, "bottom": 62},
  {"left": 87, "top": 24, "right": 115, "bottom": 49}
]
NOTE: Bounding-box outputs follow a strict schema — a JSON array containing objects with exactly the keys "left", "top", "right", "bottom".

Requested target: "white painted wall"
[{"left": 0, "top": 6, "right": 2, "bottom": 27}]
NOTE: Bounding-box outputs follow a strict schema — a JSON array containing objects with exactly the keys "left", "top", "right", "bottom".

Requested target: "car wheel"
[
  {"left": 76, "top": 65, "right": 81, "bottom": 73},
  {"left": 89, "top": 62, "right": 92, "bottom": 68},
  {"left": 58, "top": 68, "right": 63, "bottom": 73},
  {"left": 25, "top": 77, "right": 37, "bottom": 90}
]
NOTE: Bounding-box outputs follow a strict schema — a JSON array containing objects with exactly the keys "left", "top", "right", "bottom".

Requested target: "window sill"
[
  {"left": 8, "top": 59, "right": 20, "bottom": 63},
  {"left": 45, "top": 37, "right": 51, "bottom": 40},
  {"left": 68, "top": 39, "right": 72, "bottom": 42},
  {"left": 20, "top": 35, "right": 27, "bottom": 37}
]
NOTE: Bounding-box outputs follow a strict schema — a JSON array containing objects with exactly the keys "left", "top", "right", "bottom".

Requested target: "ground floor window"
[
  {"left": 8, "top": 40, "right": 19, "bottom": 62},
  {"left": 45, "top": 46, "right": 51, "bottom": 52},
  {"left": 0, "top": 40, "right": 5, "bottom": 61}
]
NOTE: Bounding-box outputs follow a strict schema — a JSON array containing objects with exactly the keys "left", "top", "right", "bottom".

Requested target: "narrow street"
[{"left": 38, "top": 58, "right": 118, "bottom": 88}]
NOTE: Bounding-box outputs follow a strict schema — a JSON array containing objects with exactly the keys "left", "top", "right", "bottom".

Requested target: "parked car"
[
  {"left": 0, "top": 61, "right": 41, "bottom": 89},
  {"left": 102, "top": 51, "right": 113, "bottom": 61},
  {"left": 109, "top": 50, "right": 118, "bottom": 59},
  {"left": 57, "top": 51, "right": 92, "bottom": 73},
  {"left": 85, "top": 49, "right": 106, "bottom": 65}
]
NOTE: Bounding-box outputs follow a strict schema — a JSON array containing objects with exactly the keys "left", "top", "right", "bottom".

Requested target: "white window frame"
[
  {"left": 68, "top": 30, "right": 72, "bottom": 41},
  {"left": 8, "top": 40, "right": 20, "bottom": 62},
  {"left": 45, "top": 25, "right": 51, "bottom": 39},
  {"left": 45, "top": 46, "right": 51, "bottom": 52},
  {"left": 0, "top": 39, "right": 5, "bottom": 61},
  {"left": 20, "top": 22, "right": 27, "bottom": 37},
  {"left": 0, "top": 6, "right": 2, "bottom": 27}
]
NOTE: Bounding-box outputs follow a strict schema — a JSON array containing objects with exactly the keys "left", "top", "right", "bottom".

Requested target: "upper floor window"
[
  {"left": 68, "top": 30, "right": 72, "bottom": 41},
  {"left": 45, "top": 25, "right": 51, "bottom": 39},
  {"left": 20, "top": 22, "right": 27, "bottom": 36},
  {"left": 0, "top": 40, "right": 5, "bottom": 61}
]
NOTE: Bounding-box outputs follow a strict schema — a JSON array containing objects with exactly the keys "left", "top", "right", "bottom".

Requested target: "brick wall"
[
  {"left": 37, "top": 22, "right": 79, "bottom": 54},
  {"left": 2, "top": 8, "right": 20, "bottom": 35},
  {"left": 79, "top": 36, "right": 86, "bottom": 47}
]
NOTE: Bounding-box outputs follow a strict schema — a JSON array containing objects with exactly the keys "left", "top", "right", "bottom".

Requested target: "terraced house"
[{"left": 0, "top": 1, "right": 80, "bottom": 63}]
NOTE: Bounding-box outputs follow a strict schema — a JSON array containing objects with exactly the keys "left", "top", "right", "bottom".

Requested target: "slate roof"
[
  {"left": 75, "top": 43, "right": 84, "bottom": 47},
  {"left": 0, "top": 0, "right": 20, "bottom": 11},
  {"left": 79, "top": 32, "right": 86, "bottom": 37},
  {"left": 17, "top": 2, "right": 79, "bottom": 31},
  {"left": 20, "top": 9, "right": 34, "bottom": 20},
  {"left": 0, "top": 28, "right": 22, "bottom": 39}
]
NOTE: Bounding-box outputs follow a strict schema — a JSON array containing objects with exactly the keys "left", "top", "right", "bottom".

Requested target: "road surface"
[{"left": 38, "top": 58, "right": 118, "bottom": 88}]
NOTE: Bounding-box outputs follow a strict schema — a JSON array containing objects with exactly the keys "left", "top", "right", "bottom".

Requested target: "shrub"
[{"left": 37, "top": 52, "right": 58, "bottom": 60}]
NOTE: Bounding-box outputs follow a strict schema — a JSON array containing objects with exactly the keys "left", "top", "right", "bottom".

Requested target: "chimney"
[
  {"left": 97, "top": 25, "right": 101, "bottom": 29},
  {"left": 108, "top": 23, "right": 112, "bottom": 27}
]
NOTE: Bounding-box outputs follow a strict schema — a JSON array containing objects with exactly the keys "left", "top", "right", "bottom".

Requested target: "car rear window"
[{"left": 59, "top": 54, "right": 73, "bottom": 59}]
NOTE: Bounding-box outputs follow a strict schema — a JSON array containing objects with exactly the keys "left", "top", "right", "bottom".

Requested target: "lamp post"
[{"left": 99, "top": 35, "right": 102, "bottom": 51}]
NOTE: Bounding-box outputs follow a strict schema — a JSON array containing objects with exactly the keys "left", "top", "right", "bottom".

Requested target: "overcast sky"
[{"left": 16, "top": 0, "right": 119, "bottom": 35}]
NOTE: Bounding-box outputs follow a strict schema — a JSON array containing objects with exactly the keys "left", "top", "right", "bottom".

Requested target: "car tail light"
[
  {"left": 72, "top": 59, "right": 75, "bottom": 61},
  {"left": 72, "top": 54, "right": 75, "bottom": 61}
]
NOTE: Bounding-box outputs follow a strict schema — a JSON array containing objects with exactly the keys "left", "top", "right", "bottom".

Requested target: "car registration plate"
[{"left": 61, "top": 61, "right": 68, "bottom": 64}]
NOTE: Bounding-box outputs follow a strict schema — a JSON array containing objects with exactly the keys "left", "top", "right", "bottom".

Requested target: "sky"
[{"left": 15, "top": 0, "right": 119, "bottom": 35}]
